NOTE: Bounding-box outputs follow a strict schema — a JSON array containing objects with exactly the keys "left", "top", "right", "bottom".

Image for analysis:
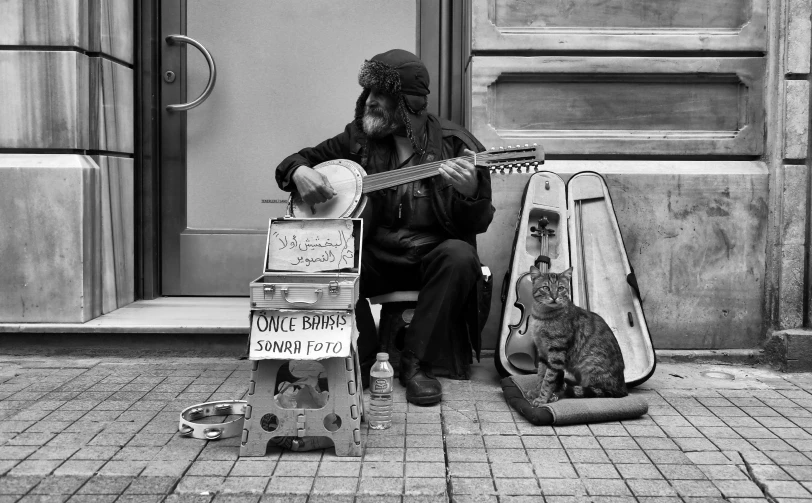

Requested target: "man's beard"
[{"left": 362, "top": 105, "right": 402, "bottom": 139}]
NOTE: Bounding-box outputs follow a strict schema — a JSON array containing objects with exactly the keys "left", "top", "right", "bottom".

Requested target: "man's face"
[{"left": 362, "top": 88, "right": 402, "bottom": 138}]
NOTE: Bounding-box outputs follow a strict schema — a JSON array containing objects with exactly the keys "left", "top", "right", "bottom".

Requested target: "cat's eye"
[
  {"left": 541, "top": 286, "right": 550, "bottom": 292},
  {"left": 558, "top": 286, "right": 566, "bottom": 291}
]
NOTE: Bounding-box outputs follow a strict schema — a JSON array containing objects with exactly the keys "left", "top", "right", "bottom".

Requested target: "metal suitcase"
[{"left": 249, "top": 218, "right": 362, "bottom": 312}]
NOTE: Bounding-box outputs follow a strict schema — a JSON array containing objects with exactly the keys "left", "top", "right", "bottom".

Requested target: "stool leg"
[
  {"left": 328, "top": 356, "right": 363, "bottom": 457},
  {"left": 240, "top": 360, "right": 300, "bottom": 457},
  {"left": 353, "top": 346, "right": 365, "bottom": 423},
  {"left": 299, "top": 356, "right": 362, "bottom": 457}
]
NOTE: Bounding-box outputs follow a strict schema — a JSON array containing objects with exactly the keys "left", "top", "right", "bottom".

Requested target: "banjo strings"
[{"left": 307, "top": 151, "right": 532, "bottom": 195}]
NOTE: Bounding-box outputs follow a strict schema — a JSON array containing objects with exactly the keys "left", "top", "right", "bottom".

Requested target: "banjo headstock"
[{"left": 479, "top": 143, "right": 545, "bottom": 174}]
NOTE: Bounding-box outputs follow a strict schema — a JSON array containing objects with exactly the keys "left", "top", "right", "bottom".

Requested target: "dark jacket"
[{"left": 275, "top": 114, "right": 495, "bottom": 359}]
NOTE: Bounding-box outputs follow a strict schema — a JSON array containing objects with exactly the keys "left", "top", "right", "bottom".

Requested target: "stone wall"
[
  {"left": 0, "top": 0, "right": 134, "bottom": 322},
  {"left": 764, "top": 0, "right": 812, "bottom": 331}
]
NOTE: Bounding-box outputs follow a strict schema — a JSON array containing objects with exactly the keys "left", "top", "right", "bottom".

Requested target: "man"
[{"left": 275, "top": 49, "right": 494, "bottom": 405}]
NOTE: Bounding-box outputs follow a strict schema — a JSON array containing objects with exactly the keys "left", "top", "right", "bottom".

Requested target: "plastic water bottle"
[{"left": 368, "top": 352, "right": 394, "bottom": 430}]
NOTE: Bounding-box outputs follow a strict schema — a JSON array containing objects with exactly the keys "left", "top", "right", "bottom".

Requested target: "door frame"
[
  {"left": 135, "top": 0, "right": 468, "bottom": 299},
  {"left": 158, "top": 0, "right": 186, "bottom": 296},
  {"left": 135, "top": 0, "right": 161, "bottom": 300}
]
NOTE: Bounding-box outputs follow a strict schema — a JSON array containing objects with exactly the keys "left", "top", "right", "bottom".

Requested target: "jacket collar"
[{"left": 420, "top": 115, "right": 443, "bottom": 164}]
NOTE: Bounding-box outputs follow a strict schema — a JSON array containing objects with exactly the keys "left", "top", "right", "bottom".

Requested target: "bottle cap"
[{"left": 376, "top": 352, "right": 389, "bottom": 361}]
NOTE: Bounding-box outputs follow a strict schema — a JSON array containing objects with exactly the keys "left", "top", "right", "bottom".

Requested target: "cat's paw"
[
  {"left": 531, "top": 397, "right": 548, "bottom": 407},
  {"left": 548, "top": 393, "right": 559, "bottom": 403}
]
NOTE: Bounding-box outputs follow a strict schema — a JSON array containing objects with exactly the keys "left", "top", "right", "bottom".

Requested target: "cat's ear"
[
  {"left": 561, "top": 267, "right": 573, "bottom": 280},
  {"left": 530, "top": 266, "right": 541, "bottom": 279}
]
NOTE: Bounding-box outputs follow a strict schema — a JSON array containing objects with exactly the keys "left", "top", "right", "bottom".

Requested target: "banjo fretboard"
[{"left": 361, "top": 147, "right": 541, "bottom": 194}]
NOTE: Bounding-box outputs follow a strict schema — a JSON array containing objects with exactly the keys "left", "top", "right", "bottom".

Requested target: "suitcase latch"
[
  {"left": 328, "top": 281, "right": 340, "bottom": 295},
  {"left": 263, "top": 285, "right": 275, "bottom": 298}
]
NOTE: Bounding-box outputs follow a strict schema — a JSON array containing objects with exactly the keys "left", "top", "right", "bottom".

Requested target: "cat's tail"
[{"left": 562, "top": 384, "right": 628, "bottom": 399}]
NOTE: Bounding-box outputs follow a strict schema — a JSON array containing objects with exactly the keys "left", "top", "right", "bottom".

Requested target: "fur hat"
[{"left": 354, "top": 49, "right": 430, "bottom": 154}]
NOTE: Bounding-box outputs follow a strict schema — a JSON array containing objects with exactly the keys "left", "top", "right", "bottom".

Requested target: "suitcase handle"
[{"left": 281, "top": 287, "right": 323, "bottom": 305}]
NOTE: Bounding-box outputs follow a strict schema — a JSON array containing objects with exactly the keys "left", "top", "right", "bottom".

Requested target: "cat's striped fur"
[{"left": 527, "top": 267, "right": 627, "bottom": 406}]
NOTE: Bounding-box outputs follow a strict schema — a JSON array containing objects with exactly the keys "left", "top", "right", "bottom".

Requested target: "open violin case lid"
[{"left": 495, "top": 171, "right": 656, "bottom": 387}]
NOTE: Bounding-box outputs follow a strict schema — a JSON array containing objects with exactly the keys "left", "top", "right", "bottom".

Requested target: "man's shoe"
[{"left": 399, "top": 351, "right": 442, "bottom": 405}]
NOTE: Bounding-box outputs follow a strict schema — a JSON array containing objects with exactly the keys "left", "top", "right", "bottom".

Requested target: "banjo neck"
[{"left": 361, "top": 146, "right": 542, "bottom": 194}]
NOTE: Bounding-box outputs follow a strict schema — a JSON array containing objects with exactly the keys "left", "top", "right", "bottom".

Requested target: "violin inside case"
[{"left": 495, "top": 171, "right": 656, "bottom": 387}]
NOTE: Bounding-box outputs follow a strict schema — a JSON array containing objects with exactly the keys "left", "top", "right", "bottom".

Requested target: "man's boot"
[{"left": 399, "top": 350, "right": 442, "bottom": 405}]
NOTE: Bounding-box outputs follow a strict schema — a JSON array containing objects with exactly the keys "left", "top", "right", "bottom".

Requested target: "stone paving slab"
[{"left": 0, "top": 356, "right": 811, "bottom": 502}]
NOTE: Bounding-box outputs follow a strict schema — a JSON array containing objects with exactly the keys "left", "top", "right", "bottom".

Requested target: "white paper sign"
[
  {"left": 248, "top": 310, "right": 353, "bottom": 360},
  {"left": 266, "top": 219, "right": 356, "bottom": 273}
]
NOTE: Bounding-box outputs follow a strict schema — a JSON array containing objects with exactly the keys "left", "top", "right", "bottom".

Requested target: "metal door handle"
[
  {"left": 282, "top": 287, "right": 323, "bottom": 305},
  {"left": 165, "top": 34, "right": 217, "bottom": 112}
]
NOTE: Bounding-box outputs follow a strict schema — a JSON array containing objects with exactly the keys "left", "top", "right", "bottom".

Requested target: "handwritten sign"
[
  {"left": 266, "top": 219, "right": 357, "bottom": 273},
  {"left": 248, "top": 310, "right": 353, "bottom": 360}
]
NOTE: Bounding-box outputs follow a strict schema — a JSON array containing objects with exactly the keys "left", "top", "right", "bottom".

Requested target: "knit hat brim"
[
  {"left": 358, "top": 60, "right": 402, "bottom": 96},
  {"left": 358, "top": 49, "right": 430, "bottom": 97}
]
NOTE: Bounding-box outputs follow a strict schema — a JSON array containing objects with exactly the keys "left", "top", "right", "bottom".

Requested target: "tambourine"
[{"left": 178, "top": 400, "right": 248, "bottom": 440}]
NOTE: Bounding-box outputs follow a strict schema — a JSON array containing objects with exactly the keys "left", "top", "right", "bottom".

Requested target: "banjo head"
[{"left": 287, "top": 159, "right": 366, "bottom": 218}]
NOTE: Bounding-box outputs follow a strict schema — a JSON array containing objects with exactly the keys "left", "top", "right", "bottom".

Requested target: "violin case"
[{"left": 495, "top": 171, "right": 656, "bottom": 387}]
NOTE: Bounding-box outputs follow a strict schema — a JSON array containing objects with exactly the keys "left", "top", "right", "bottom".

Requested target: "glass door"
[{"left": 160, "top": 0, "right": 418, "bottom": 295}]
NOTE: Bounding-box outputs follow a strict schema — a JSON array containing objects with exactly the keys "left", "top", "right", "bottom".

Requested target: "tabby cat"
[{"left": 526, "top": 266, "right": 627, "bottom": 406}]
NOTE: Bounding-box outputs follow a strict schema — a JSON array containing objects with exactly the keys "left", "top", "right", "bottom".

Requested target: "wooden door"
[{"left": 472, "top": 0, "right": 769, "bottom": 350}]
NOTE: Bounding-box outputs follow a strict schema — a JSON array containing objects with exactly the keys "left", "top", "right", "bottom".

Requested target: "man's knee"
[{"left": 429, "top": 239, "right": 479, "bottom": 276}]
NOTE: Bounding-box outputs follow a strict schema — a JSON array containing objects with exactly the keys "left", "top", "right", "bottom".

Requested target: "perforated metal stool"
[{"left": 239, "top": 348, "right": 364, "bottom": 457}]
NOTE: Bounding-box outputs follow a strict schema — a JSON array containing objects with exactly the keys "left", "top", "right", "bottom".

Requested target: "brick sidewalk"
[{"left": 0, "top": 356, "right": 811, "bottom": 502}]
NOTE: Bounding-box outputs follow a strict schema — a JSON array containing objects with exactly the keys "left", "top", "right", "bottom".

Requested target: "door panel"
[
  {"left": 473, "top": 0, "right": 767, "bottom": 51},
  {"left": 162, "top": 0, "right": 417, "bottom": 295},
  {"left": 470, "top": 56, "right": 764, "bottom": 155}
]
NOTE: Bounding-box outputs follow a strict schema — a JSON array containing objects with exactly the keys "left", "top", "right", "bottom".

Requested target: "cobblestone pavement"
[{"left": 1, "top": 356, "right": 812, "bottom": 503}]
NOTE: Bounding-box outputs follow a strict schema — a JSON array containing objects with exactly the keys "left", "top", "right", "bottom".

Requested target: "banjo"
[{"left": 287, "top": 144, "right": 544, "bottom": 218}]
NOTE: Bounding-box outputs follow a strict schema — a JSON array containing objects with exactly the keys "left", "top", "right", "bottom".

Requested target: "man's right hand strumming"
[{"left": 291, "top": 165, "right": 337, "bottom": 206}]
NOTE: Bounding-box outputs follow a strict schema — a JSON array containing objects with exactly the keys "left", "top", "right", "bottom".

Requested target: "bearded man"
[{"left": 275, "top": 49, "right": 494, "bottom": 405}]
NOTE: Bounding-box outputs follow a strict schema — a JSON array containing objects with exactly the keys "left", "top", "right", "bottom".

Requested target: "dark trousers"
[{"left": 355, "top": 239, "right": 480, "bottom": 364}]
